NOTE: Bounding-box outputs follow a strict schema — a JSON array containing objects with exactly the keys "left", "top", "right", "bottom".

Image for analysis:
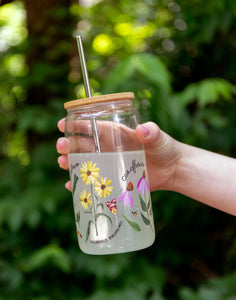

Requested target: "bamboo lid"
[{"left": 64, "top": 92, "right": 134, "bottom": 109}]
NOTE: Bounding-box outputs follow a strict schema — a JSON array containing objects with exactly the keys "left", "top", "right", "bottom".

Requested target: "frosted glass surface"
[{"left": 69, "top": 150, "right": 155, "bottom": 255}]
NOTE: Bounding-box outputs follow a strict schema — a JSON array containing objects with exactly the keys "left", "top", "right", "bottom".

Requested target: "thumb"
[{"left": 136, "top": 122, "right": 162, "bottom": 146}]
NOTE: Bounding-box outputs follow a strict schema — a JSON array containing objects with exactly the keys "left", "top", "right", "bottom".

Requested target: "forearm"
[{"left": 172, "top": 142, "right": 236, "bottom": 216}]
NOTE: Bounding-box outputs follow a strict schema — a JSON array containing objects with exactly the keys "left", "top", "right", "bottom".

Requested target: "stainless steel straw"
[{"left": 76, "top": 35, "right": 101, "bottom": 153}]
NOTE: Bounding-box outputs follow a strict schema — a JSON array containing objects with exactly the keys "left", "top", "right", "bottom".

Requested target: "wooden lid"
[{"left": 64, "top": 92, "right": 134, "bottom": 109}]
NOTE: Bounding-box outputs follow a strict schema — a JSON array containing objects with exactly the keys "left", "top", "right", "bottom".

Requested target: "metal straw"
[{"left": 76, "top": 35, "right": 101, "bottom": 153}]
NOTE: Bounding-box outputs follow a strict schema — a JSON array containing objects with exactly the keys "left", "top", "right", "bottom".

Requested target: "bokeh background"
[{"left": 0, "top": 0, "right": 236, "bottom": 299}]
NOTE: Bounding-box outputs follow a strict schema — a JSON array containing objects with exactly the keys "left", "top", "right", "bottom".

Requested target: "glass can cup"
[{"left": 64, "top": 92, "right": 155, "bottom": 255}]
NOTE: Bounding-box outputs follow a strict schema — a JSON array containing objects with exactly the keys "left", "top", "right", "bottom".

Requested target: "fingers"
[
  {"left": 136, "top": 122, "right": 172, "bottom": 163},
  {"left": 65, "top": 119, "right": 92, "bottom": 136},
  {"left": 65, "top": 181, "right": 72, "bottom": 191},
  {"left": 56, "top": 137, "right": 70, "bottom": 154},
  {"left": 57, "top": 119, "right": 72, "bottom": 191},
  {"left": 57, "top": 118, "right": 65, "bottom": 133},
  {"left": 56, "top": 135, "right": 70, "bottom": 170},
  {"left": 66, "top": 122, "right": 141, "bottom": 153},
  {"left": 68, "top": 135, "right": 96, "bottom": 153},
  {"left": 136, "top": 122, "right": 180, "bottom": 174},
  {"left": 57, "top": 119, "right": 148, "bottom": 193},
  {"left": 57, "top": 155, "right": 69, "bottom": 170}
]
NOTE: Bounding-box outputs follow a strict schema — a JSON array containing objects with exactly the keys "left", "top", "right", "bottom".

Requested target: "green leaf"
[
  {"left": 147, "top": 197, "right": 151, "bottom": 211},
  {"left": 96, "top": 203, "right": 104, "bottom": 210},
  {"left": 175, "top": 83, "right": 198, "bottom": 105},
  {"left": 141, "top": 213, "right": 150, "bottom": 225},
  {"left": 198, "top": 80, "right": 219, "bottom": 106},
  {"left": 24, "top": 244, "right": 71, "bottom": 273},
  {"left": 177, "top": 78, "right": 236, "bottom": 107},
  {"left": 133, "top": 53, "right": 171, "bottom": 92},
  {"left": 102, "top": 53, "right": 171, "bottom": 94},
  {"left": 72, "top": 174, "right": 78, "bottom": 196},
  {"left": 139, "top": 194, "right": 147, "bottom": 212},
  {"left": 202, "top": 109, "right": 229, "bottom": 128},
  {"left": 85, "top": 220, "right": 94, "bottom": 242},
  {"left": 96, "top": 213, "right": 112, "bottom": 225},
  {"left": 75, "top": 211, "right": 80, "bottom": 224},
  {"left": 121, "top": 213, "right": 141, "bottom": 232},
  {"left": 102, "top": 56, "right": 136, "bottom": 92}
]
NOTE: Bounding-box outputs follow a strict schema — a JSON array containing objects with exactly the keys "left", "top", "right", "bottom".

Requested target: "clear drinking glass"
[{"left": 64, "top": 92, "right": 155, "bottom": 255}]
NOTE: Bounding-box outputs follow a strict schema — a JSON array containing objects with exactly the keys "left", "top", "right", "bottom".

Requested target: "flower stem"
[
  {"left": 145, "top": 193, "right": 153, "bottom": 232},
  {"left": 91, "top": 184, "right": 98, "bottom": 236}
]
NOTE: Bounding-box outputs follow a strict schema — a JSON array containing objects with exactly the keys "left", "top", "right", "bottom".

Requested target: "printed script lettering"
[
  {"left": 70, "top": 162, "right": 81, "bottom": 176},
  {"left": 122, "top": 159, "right": 144, "bottom": 181},
  {"left": 89, "top": 221, "right": 123, "bottom": 244}
]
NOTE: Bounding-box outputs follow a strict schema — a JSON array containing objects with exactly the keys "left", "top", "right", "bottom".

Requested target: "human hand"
[{"left": 56, "top": 118, "right": 181, "bottom": 192}]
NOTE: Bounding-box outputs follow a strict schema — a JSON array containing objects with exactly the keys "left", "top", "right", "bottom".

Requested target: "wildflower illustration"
[
  {"left": 137, "top": 170, "right": 149, "bottom": 195},
  {"left": 137, "top": 170, "right": 153, "bottom": 230},
  {"left": 72, "top": 174, "right": 79, "bottom": 196},
  {"left": 95, "top": 177, "right": 113, "bottom": 198},
  {"left": 132, "top": 209, "right": 138, "bottom": 216},
  {"left": 80, "top": 190, "right": 92, "bottom": 210},
  {"left": 79, "top": 161, "right": 113, "bottom": 241},
  {"left": 75, "top": 210, "right": 82, "bottom": 239},
  {"left": 118, "top": 181, "right": 142, "bottom": 231},
  {"left": 105, "top": 198, "right": 117, "bottom": 215},
  {"left": 80, "top": 161, "right": 99, "bottom": 185},
  {"left": 71, "top": 160, "right": 150, "bottom": 241},
  {"left": 118, "top": 182, "right": 134, "bottom": 207},
  {"left": 121, "top": 213, "right": 141, "bottom": 232}
]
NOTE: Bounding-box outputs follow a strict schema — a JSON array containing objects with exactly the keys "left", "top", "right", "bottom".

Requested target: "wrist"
[{"left": 169, "top": 142, "right": 195, "bottom": 193}]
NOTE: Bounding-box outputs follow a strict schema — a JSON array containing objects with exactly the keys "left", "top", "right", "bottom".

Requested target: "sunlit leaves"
[
  {"left": 3, "top": 131, "right": 30, "bottom": 166},
  {"left": 0, "top": 1, "right": 27, "bottom": 52},
  {"left": 114, "top": 22, "right": 155, "bottom": 51},
  {"left": 114, "top": 23, "right": 133, "bottom": 36},
  {"left": 2, "top": 54, "right": 27, "bottom": 77},
  {"left": 92, "top": 34, "right": 115, "bottom": 55},
  {"left": 0, "top": 2, "right": 28, "bottom": 111},
  {"left": 79, "top": 0, "right": 103, "bottom": 8}
]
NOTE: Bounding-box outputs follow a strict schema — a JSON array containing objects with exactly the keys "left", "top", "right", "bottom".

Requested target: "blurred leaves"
[
  {"left": 102, "top": 53, "right": 171, "bottom": 94},
  {"left": 17, "top": 106, "right": 58, "bottom": 134},
  {"left": 179, "top": 271, "right": 236, "bottom": 300},
  {"left": 0, "top": 0, "right": 236, "bottom": 299},
  {"left": 0, "top": 1, "right": 27, "bottom": 51},
  {"left": 24, "top": 244, "right": 71, "bottom": 273},
  {"left": 175, "top": 78, "right": 236, "bottom": 107}
]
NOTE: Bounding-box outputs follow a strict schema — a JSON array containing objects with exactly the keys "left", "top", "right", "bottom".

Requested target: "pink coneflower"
[
  {"left": 118, "top": 182, "right": 134, "bottom": 207},
  {"left": 137, "top": 170, "right": 149, "bottom": 195}
]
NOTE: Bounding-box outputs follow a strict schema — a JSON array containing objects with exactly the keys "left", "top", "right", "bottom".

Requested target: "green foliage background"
[{"left": 0, "top": 0, "right": 236, "bottom": 299}]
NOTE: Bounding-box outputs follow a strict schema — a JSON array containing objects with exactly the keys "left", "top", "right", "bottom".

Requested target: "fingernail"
[{"left": 141, "top": 125, "right": 151, "bottom": 137}]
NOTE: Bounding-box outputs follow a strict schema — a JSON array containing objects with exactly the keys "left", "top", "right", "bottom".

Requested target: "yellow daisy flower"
[
  {"left": 94, "top": 177, "right": 113, "bottom": 198},
  {"left": 80, "top": 161, "right": 100, "bottom": 185},
  {"left": 80, "top": 190, "right": 92, "bottom": 210}
]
